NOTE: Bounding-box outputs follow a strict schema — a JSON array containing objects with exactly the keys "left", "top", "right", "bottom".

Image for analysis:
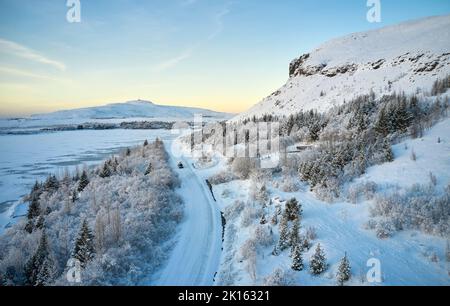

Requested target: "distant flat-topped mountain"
[
  {"left": 0, "top": 100, "right": 232, "bottom": 130},
  {"left": 32, "top": 100, "right": 231, "bottom": 121},
  {"left": 234, "top": 14, "right": 450, "bottom": 121}
]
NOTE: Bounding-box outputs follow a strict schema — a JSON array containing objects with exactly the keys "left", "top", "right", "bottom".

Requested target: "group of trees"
[
  {"left": 370, "top": 183, "right": 450, "bottom": 238},
  {"left": 0, "top": 139, "right": 183, "bottom": 285}
]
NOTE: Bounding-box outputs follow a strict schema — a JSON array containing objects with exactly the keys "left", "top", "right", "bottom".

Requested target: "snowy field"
[{"left": 0, "top": 128, "right": 178, "bottom": 233}]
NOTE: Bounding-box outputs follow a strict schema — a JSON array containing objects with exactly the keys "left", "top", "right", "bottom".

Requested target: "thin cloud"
[
  {"left": 181, "top": 0, "right": 199, "bottom": 6},
  {"left": 0, "top": 66, "right": 68, "bottom": 83},
  {"left": 153, "top": 49, "right": 193, "bottom": 72},
  {"left": 0, "top": 38, "right": 66, "bottom": 71},
  {"left": 208, "top": 5, "right": 231, "bottom": 40}
]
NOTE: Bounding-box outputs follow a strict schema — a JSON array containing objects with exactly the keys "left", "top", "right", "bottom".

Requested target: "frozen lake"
[{"left": 0, "top": 128, "right": 177, "bottom": 232}]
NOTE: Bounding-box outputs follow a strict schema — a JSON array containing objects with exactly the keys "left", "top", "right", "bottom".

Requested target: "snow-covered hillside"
[
  {"left": 234, "top": 15, "right": 450, "bottom": 121},
  {"left": 1, "top": 100, "right": 231, "bottom": 129}
]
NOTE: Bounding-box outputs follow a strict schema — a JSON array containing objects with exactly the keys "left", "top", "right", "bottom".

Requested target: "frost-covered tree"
[
  {"left": 263, "top": 268, "right": 295, "bottom": 286},
  {"left": 25, "top": 196, "right": 41, "bottom": 233},
  {"left": 291, "top": 244, "right": 303, "bottom": 271},
  {"left": 336, "top": 253, "right": 351, "bottom": 286},
  {"left": 77, "top": 170, "right": 90, "bottom": 192},
  {"left": 299, "top": 235, "right": 311, "bottom": 251},
  {"left": 71, "top": 188, "right": 78, "bottom": 203},
  {"left": 27, "top": 196, "right": 41, "bottom": 221},
  {"left": 72, "top": 220, "right": 95, "bottom": 268},
  {"left": 290, "top": 218, "right": 300, "bottom": 256},
  {"left": 35, "top": 215, "right": 45, "bottom": 230},
  {"left": 44, "top": 175, "right": 59, "bottom": 193},
  {"left": 310, "top": 243, "right": 327, "bottom": 275},
  {"left": 277, "top": 215, "right": 290, "bottom": 251},
  {"left": 144, "top": 163, "right": 153, "bottom": 176},
  {"left": 99, "top": 163, "right": 111, "bottom": 178},
  {"left": 383, "top": 139, "right": 394, "bottom": 162},
  {"left": 285, "top": 198, "right": 302, "bottom": 221},
  {"left": 24, "top": 231, "right": 56, "bottom": 286}
]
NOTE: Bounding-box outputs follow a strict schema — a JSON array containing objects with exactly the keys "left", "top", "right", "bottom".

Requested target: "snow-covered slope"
[{"left": 234, "top": 15, "right": 450, "bottom": 121}]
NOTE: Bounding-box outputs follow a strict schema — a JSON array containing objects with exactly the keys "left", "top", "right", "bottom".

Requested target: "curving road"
[{"left": 152, "top": 148, "right": 222, "bottom": 286}]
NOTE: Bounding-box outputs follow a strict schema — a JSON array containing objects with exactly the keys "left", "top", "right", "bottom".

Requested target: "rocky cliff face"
[{"left": 233, "top": 15, "right": 450, "bottom": 122}]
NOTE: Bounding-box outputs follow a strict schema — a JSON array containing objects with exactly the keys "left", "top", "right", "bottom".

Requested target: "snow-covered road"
[{"left": 152, "top": 146, "right": 223, "bottom": 286}]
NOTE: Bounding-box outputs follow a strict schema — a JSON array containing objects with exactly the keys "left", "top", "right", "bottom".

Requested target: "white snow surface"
[
  {"left": 356, "top": 118, "right": 450, "bottom": 190},
  {"left": 234, "top": 15, "right": 450, "bottom": 121},
  {"left": 148, "top": 144, "right": 223, "bottom": 286}
]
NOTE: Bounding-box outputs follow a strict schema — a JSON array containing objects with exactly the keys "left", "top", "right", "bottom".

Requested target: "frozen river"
[{"left": 0, "top": 128, "right": 177, "bottom": 232}]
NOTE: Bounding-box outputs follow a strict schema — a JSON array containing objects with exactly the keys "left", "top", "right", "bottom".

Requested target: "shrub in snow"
[
  {"left": 208, "top": 171, "right": 237, "bottom": 185},
  {"left": 375, "top": 220, "right": 395, "bottom": 239},
  {"left": 263, "top": 268, "right": 295, "bottom": 286},
  {"left": 429, "top": 172, "right": 437, "bottom": 186},
  {"left": 410, "top": 149, "right": 417, "bottom": 161},
  {"left": 231, "top": 157, "right": 258, "bottom": 179},
  {"left": 347, "top": 181, "right": 377, "bottom": 204},
  {"left": 299, "top": 235, "right": 311, "bottom": 251},
  {"left": 253, "top": 225, "right": 274, "bottom": 248},
  {"left": 306, "top": 226, "right": 318, "bottom": 241},
  {"left": 364, "top": 219, "right": 377, "bottom": 230},
  {"left": 370, "top": 184, "right": 449, "bottom": 237},
  {"left": 240, "top": 206, "right": 262, "bottom": 228},
  {"left": 281, "top": 177, "right": 300, "bottom": 192},
  {"left": 224, "top": 200, "right": 246, "bottom": 221},
  {"left": 250, "top": 182, "right": 269, "bottom": 205}
]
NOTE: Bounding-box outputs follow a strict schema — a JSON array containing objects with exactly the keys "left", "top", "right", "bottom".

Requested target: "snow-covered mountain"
[
  {"left": 0, "top": 100, "right": 231, "bottom": 129},
  {"left": 32, "top": 100, "right": 230, "bottom": 121},
  {"left": 234, "top": 15, "right": 450, "bottom": 121}
]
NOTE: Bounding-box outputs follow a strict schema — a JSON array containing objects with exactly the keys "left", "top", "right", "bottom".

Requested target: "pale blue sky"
[{"left": 0, "top": 0, "right": 449, "bottom": 116}]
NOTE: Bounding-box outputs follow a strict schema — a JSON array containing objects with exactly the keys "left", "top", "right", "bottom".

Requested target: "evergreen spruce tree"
[
  {"left": 72, "top": 219, "right": 95, "bottom": 268},
  {"left": 44, "top": 175, "right": 59, "bottom": 193},
  {"left": 24, "top": 231, "right": 56, "bottom": 286},
  {"left": 290, "top": 218, "right": 300, "bottom": 257},
  {"left": 299, "top": 235, "right": 311, "bottom": 251},
  {"left": 125, "top": 148, "right": 131, "bottom": 156},
  {"left": 99, "top": 163, "right": 111, "bottom": 178},
  {"left": 277, "top": 215, "right": 290, "bottom": 251},
  {"left": 30, "top": 180, "right": 41, "bottom": 198},
  {"left": 285, "top": 198, "right": 301, "bottom": 221},
  {"left": 291, "top": 244, "right": 303, "bottom": 271},
  {"left": 72, "top": 188, "right": 78, "bottom": 203},
  {"left": 143, "top": 139, "right": 149, "bottom": 147},
  {"left": 144, "top": 163, "right": 153, "bottom": 175},
  {"left": 35, "top": 215, "right": 45, "bottom": 230},
  {"left": 336, "top": 253, "right": 351, "bottom": 286},
  {"left": 375, "top": 107, "right": 389, "bottom": 136},
  {"left": 260, "top": 214, "right": 267, "bottom": 225},
  {"left": 383, "top": 138, "right": 394, "bottom": 162},
  {"left": 309, "top": 243, "right": 327, "bottom": 275},
  {"left": 27, "top": 196, "right": 41, "bottom": 220},
  {"left": 77, "top": 170, "right": 90, "bottom": 192}
]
